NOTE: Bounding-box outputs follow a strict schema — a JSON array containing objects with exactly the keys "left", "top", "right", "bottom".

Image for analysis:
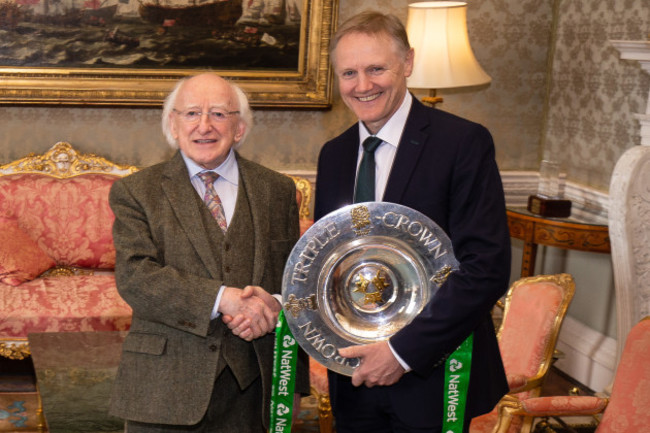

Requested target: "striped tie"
[{"left": 198, "top": 171, "right": 228, "bottom": 233}]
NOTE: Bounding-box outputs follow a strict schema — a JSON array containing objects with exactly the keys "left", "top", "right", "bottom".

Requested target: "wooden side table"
[{"left": 506, "top": 208, "right": 611, "bottom": 277}]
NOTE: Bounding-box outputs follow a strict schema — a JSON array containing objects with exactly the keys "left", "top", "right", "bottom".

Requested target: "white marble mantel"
[
  {"left": 610, "top": 40, "right": 650, "bottom": 147},
  {"left": 608, "top": 40, "right": 650, "bottom": 364}
]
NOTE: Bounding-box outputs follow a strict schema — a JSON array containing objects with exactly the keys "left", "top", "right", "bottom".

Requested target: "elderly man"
[
  {"left": 109, "top": 73, "right": 308, "bottom": 433},
  {"left": 314, "top": 11, "right": 512, "bottom": 433}
]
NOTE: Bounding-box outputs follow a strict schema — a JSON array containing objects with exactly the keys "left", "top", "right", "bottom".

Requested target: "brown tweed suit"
[{"left": 108, "top": 151, "right": 308, "bottom": 428}]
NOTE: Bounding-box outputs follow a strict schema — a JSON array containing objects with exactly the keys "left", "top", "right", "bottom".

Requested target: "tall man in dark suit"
[
  {"left": 109, "top": 73, "right": 308, "bottom": 433},
  {"left": 314, "top": 11, "right": 512, "bottom": 433}
]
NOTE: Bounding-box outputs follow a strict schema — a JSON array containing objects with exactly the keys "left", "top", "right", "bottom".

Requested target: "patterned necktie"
[
  {"left": 197, "top": 171, "right": 228, "bottom": 233},
  {"left": 354, "top": 136, "right": 383, "bottom": 203}
]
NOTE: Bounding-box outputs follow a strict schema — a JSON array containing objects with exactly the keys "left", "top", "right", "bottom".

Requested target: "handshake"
[{"left": 220, "top": 285, "right": 281, "bottom": 341}]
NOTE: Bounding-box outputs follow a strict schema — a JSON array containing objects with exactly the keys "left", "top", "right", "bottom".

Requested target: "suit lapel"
[
  {"left": 161, "top": 151, "right": 221, "bottom": 279},
  {"left": 383, "top": 98, "right": 431, "bottom": 203},
  {"left": 338, "top": 126, "right": 363, "bottom": 203},
  {"left": 237, "top": 156, "right": 269, "bottom": 285}
]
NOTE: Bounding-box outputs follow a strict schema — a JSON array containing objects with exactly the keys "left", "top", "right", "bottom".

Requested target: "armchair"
[
  {"left": 495, "top": 316, "right": 650, "bottom": 433},
  {"left": 470, "top": 273, "right": 576, "bottom": 433},
  {"left": 309, "top": 356, "right": 333, "bottom": 433},
  {"left": 286, "top": 174, "right": 314, "bottom": 236}
]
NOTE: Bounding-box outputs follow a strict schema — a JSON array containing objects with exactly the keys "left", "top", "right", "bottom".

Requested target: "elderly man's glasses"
[{"left": 173, "top": 108, "right": 240, "bottom": 123}]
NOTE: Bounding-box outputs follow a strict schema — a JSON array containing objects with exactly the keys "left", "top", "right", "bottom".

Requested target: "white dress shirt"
[
  {"left": 356, "top": 91, "right": 413, "bottom": 201},
  {"left": 356, "top": 91, "right": 414, "bottom": 371}
]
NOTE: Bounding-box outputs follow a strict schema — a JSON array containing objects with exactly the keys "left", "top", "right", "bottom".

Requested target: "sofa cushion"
[
  {"left": 0, "top": 217, "right": 56, "bottom": 286},
  {"left": 0, "top": 173, "right": 118, "bottom": 269},
  {"left": 0, "top": 274, "right": 132, "bottom": 338}
]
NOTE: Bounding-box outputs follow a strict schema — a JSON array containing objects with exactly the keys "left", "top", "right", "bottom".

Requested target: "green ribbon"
[
  {"left": 269, "top": 310, "right": 298, "bottom": 433},
  {"left": 442, "top": 333, "right": 474, "bottom": 433}
]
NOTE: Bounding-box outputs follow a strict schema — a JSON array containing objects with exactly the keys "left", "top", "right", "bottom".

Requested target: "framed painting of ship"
[{"left": 0, "top": 0, "right": 337, "bottom": 107}]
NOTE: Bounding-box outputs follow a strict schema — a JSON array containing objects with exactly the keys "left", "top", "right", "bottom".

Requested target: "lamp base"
[
  {"left": 420, "top": 89, "right": 443, "bottom": 107},
  {"left": 421, "top": 95, "right": 443, "bottom": 107},
  {"left": 527, "top": 194, "right": 572, "bottom": 218}
]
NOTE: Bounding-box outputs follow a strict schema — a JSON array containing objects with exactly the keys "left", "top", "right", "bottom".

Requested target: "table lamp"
[{"left": 406, "top": 1, "right": 491, "bottom": 106}]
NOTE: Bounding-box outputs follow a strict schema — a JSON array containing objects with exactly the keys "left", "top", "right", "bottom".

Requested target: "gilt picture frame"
[{"left": 0, "top": 0, "right": 337, "bottom": 107}]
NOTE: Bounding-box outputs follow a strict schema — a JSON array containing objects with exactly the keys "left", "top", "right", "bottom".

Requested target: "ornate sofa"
[
  {"left": 0, "top": 142, "right": 314, "bottom": 361},
  {"left": 0, "top": 142, "right": 138, "bottom": 360}
]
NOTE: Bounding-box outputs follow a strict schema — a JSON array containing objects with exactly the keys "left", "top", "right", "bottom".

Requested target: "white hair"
[{"left": 161, "top": 75, "right": 254, "bottom": 150}]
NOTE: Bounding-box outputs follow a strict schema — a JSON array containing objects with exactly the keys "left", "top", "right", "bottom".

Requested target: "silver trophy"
[{"left": 282, "top": 202, "right": 458, "bottom": 376}]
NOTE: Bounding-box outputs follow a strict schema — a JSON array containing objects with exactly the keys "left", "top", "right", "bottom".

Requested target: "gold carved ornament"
[
  {"left": 354, "top": 271, "right": 390, "bottom": 305},
  {"left": 0, "top": 141, "right": 138, "bottom": 179},
  {"left": 0, "top": 341, "right": 31, "bottom": 360},
  {"left": 284, "top": 294, "right": 318, "bottom": 318}
]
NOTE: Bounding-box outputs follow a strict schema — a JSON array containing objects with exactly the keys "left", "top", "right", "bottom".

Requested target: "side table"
[{"left": 506, "top": 207, "right": 611, "bottom": 278}]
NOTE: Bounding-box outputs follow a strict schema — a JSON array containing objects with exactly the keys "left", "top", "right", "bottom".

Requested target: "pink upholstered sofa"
[
  {"left": 0, "top": 142, "right": 314, "bottom": 361},
  {"left": 0, "top": 142, "right": 138, "bottom": 360}
]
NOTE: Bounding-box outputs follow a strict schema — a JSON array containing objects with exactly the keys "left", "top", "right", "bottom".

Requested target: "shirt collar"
[
  {"left": 180, "top": 149, "right": 239, "bottom": 186},
  {"left": 358, "top": 91, "right": 413, "bottom": 148}
]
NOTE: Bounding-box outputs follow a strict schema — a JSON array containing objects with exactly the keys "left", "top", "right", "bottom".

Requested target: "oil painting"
[{"left": 0, "top": 0, "right": 337, "bottom": 107}]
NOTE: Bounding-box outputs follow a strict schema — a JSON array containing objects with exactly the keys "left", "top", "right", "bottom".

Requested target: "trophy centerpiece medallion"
[
  {"left": 348, "top": 262, "right": 395, "bottom": 313},
  {"left": 282, "top": 202, "right": 459, "bottom": 376}
]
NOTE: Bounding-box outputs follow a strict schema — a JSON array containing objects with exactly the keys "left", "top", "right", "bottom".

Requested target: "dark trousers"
[
  {"left": 332, "top": 383, "right": 471, "bottom": 433},
  {"left": 125, "top": 367, "right": 264, "bottom": 433}
]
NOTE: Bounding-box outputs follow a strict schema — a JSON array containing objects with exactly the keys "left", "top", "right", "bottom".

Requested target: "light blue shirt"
[
  {"left": 181, "top": 149, "right": 239, "bottom": 320},
  {"left": 181, "top": 149, "right": 239, "bottom": 225}
]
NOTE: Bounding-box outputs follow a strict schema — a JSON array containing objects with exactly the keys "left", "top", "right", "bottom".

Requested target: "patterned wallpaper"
[
  {"left": 0, "top": 0, "right": 648, "bottom": 193},
  {"left": 437, "top": 0, "right": 553, "bottom": 171},
  {"left": 545, "top": 0, "right": 649, "bottom": 191}
]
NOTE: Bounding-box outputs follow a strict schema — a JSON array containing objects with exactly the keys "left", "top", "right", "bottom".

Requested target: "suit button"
[
  {"left": 224, "top": 243, "right": 231, "bottom": 251},
  {"left": 224, "top": 266, "right": 231, "bottom": 273},
  {"left": 209, "top": 344, "right": 218, "bottom": 352}
]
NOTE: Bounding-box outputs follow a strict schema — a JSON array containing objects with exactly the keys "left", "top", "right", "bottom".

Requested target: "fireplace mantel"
[{"left": 609, "top": 40, "right": 650, "bottom": 363}]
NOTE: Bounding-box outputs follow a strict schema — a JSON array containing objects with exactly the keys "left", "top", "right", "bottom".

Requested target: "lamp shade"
[{"left": 406, "top": 1, "right": 491, "bottom": 90}]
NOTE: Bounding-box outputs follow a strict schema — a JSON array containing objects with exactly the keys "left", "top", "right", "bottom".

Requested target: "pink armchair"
[
  {"left": 494, "top": 316, "right": 650, "bottom": 433},
  {"left": 470, "top": 273, "right": 576, "bottom": 433}
]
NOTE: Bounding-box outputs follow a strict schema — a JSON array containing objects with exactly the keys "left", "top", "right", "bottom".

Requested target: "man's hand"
[
  {"left": 221, "top": 286, "right": 281, "bottom": 341},
  {"left": 338, "top": 341, "right": 405, "bottom": 387},
  {"left": 219, "top": 286, "right": 279, "bottom": 341}
]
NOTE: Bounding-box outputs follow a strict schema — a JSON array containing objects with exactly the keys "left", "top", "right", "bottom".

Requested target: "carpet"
[
  {"left": 532, "top": 419, "right": 597, "bottom": 433},
  {"left": 0, "top": 391, "right": 322, "bottom": 433},
  {"left": 0, "top": 392, "right": 41, "bottom": 432},
  {"left": 294, "top": 394, "right": 323, "bottom": 433},
  {"left": 0, "top": 333, "right": 324, "bottom": 433}
]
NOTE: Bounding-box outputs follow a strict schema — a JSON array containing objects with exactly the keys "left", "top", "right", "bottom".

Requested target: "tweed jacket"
[
  {"left": 108, "top": 151, "right": 308, "bottom": 426},
  {"left": 315, "top": 97, "right": 511, "bottom": 427}
]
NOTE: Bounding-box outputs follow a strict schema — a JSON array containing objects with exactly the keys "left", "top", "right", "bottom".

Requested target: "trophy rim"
[{"left": 281, "top": 202, "right": 458, "bottom": 376}]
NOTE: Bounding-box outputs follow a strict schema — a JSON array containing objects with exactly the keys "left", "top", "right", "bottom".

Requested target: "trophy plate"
[{"left": 282, "top": 202, "right": 458, "bottom": 376}]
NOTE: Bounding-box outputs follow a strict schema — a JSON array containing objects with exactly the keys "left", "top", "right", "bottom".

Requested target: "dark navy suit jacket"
[{"left": 314, "top": 97, "right": 511, "bottom": 428}]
